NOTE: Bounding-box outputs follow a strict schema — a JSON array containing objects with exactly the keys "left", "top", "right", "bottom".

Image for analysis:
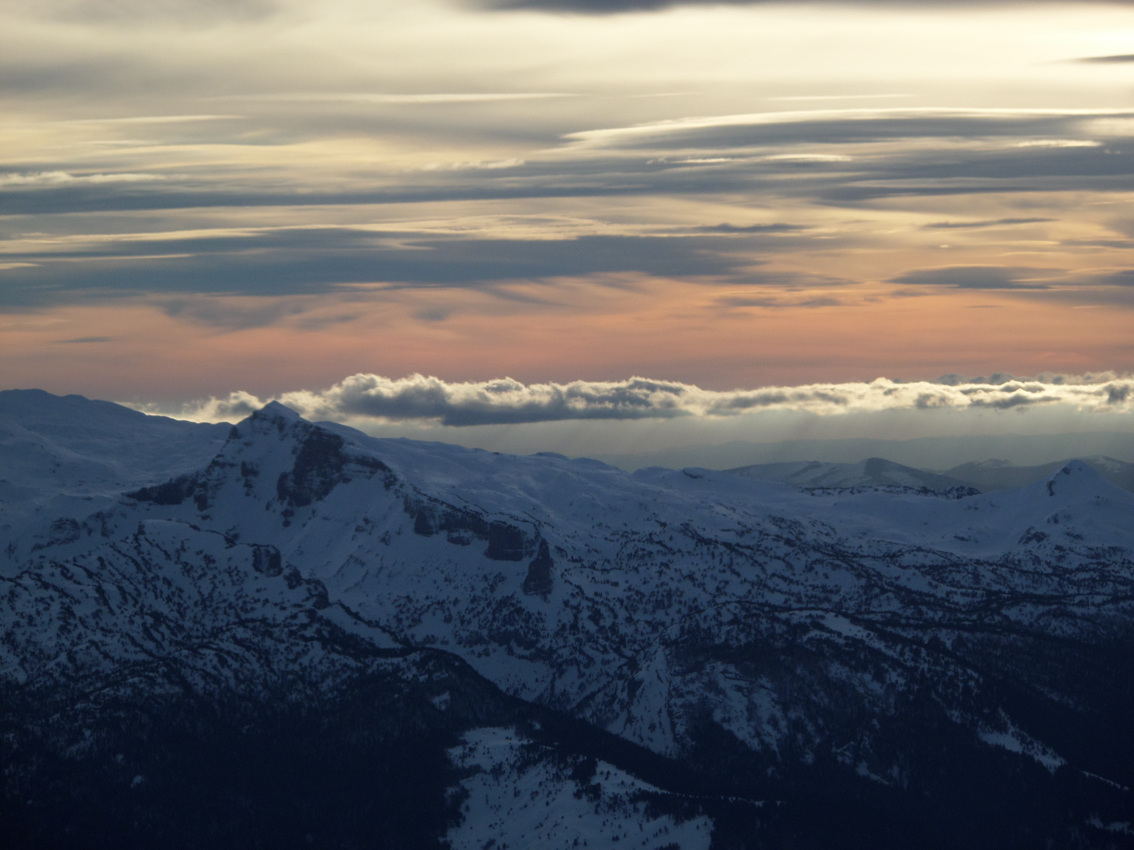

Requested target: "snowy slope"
[
  {"left": 447, "top": 727, "right": 713, "bottom": 850},
  {"left": 3, "top": 393, "right": 1134, "bottom": 849},
  {"left": 0, "top": 389, "right": 228, "bottom": 574}
]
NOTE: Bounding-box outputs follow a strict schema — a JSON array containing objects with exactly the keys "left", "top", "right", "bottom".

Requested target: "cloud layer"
[
  {"left": 165, "top": 373, "right": 1134, "bottom": 426},
  {"left": 4, "top": 0, "right": 1134, "bottom": 400},
  {"left": 6, "top": 103, "right": 1134, "bottom": 319}
]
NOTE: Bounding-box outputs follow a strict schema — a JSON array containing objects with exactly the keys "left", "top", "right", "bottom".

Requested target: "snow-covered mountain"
[
  {"left": 945, "top": 455, "right": 1134, "bottom": 493},
  {"left": 3, "top": 390, "right": 1133, "bottom": 849},
  {"left": 724, "top": 457, "right": 976, "bottom": 494}
]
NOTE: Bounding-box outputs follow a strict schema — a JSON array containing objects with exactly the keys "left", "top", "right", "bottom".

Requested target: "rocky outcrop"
[{"left": 522, "top": 539, "right": 554, "bottom": 599}]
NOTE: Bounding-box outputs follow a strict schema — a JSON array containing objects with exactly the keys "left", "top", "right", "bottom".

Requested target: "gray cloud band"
[
  {"left": 0, "top": 233, "right": 747, "bottom": 311},
  {"left": 5, "top": 107, "right": 1133, "bottom": 317},
  {"left": 4, "top": 109, "right": 1129, "bottom": 219}
]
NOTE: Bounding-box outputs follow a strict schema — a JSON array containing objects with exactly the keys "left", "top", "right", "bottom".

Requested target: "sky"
[{"left": 2, "top": 0, "right": 1133, "bottom": 465}]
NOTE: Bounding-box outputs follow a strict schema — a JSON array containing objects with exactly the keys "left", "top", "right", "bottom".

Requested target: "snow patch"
[{"left": 447, "top": 728, "right": 713, "bottom": 850}]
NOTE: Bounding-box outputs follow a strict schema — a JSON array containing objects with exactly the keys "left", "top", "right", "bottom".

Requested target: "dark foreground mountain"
[{"left": 2, "top": 390, "right": 1133, "bottom": 849}]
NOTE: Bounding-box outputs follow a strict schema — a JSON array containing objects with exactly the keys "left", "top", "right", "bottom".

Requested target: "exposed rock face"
[
  {"left": 522, "top": 539, "right": 554, "bottom": 598},
  {"left": 127, "top": 475, "right": 199, "bottom": 506},
  {"left": 484, "top": 521, "right": 527, "bottom": 561}
]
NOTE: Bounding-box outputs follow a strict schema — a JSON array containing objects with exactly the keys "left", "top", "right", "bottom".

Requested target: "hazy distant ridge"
[
  {"left": 597, "top": 431, "right": 1134, "bottom": 474},
  {"left": 724, "top": 454, "right": 1134, "bottom": 494}
]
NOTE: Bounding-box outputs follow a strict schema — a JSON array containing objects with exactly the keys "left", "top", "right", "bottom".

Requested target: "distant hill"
[
  {"left": 724, "top": 455, "right": 1134, "bottom": 494},
  {"left": 595, "top": 431, "right": 1134, "bottom": 476},
  {"left": 725, "top": 457, "right": 976, "bottom": 493},
  {"left": 945, "top": 456, "right": 1134, "bottom": 493}
]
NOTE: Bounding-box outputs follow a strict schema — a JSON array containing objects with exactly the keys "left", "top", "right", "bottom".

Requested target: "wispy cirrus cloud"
[
  {"left": 1075, "top": 53, "right": 1134, "bottom": 64},
  {"left": 890, "top": 265, "right": 1061, "bottom": 290},
  {"left": 6, "top": 0, "right": 1134, "bottom": 402},
  {"left": 55, "top": 336, "right": 116, "bottom": 344},
  {"left": 564, "top": 107, "right": 1131, "bottom": 151},
  {"left": 31, "top": 0, "right": 280, "bottom": 25},
  {"left": 217, "top": 92, "right": 573, "bottom": 105},
  {"left": 0, "top": 171, "right": 167, "bottom": 187},
  {"left": 2, "top": 106, "right": 1128, "bottom": 226},
  {"left": 0, "top": 229, "right": 753, "bottom": 311},
  {"left": 888, "top": 265, "right": 1134, "bottom": 306},
  {"left": 921, "top": 217, "right": 1053, "bottom": 230}
]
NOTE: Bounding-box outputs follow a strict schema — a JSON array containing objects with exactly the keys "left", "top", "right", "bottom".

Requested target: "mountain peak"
[
  {"left": 1044, "top": 458, "right": 1105, "bottom": 497},
  {"left": 253, "top": 400, "right": 304, "bottom": 422}
]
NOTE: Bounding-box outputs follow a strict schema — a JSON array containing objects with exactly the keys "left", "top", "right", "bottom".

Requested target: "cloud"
[
  {"left": 694, "top": 223, "right": 811, "bottom": 235},
  {"left": 886, "top": 265, "right": 1134, "bottom": 307},
  {"left": 1094, "top": 269, "right": 1134, "bottom": 288},
  {"left": 890, "top": 265, "right": 1058, "bottom": 290},
  {"left": 168, "top": 391, "right": 265, "bottom": 421},
  {"left": 968, "top": 394, "right": 1056, "bottom": 410},
  {"left": 962, "top": 382, "right": 1060, "bottom": 409},
  {"left": 0, "top": 171, "right": 166, "bottom": 187},
  {"left": 0, "top": 230, "right": 751, "bottom": 311},
  {"left": 471, "top": 0, "right": 715, "bottom": 10},
  {"left": 55, "top": 336, "right": 116, "bottom": 344},
  {"left": 541, "top": 108, "right": 1134, "bottom": 211},
  {"left": 292, "top": 375, "right": 696, "bottom": 426},
  {"left": 1012, "top": 140, "right": 1102, "bottom": 149},
  {"left": 712, "top": 270, "right": 856, "bottom": 309},
  {"left": 936, "top": 372, "right": 1023, "bottom": 386},
  {"left": 566, "top": 108, "right": 1127, "bottom": 151},
  {"left": 162, "top": 373, "right": 1134, "bottom": 426},
  {"left": 158, "top": 296, "right": 324, "bottom": 331},
  {"left": 921, "top": 218, "right": 1052, "bottom": 230},
  {"left": 0, "top": 175, "right": 625, "bottom": 217},
  {"left": 235, "top": 92, "right": 572, "bottom": 106},
  {"left": 1076, "top": 54, "right": 1134, "bottom": 64},
  {"left": 3, "top": 107, "right": 1127, "bottom": 223},
  {"left": 32, "top": 0, "right": 279, "bottom": 25},
  {"left": 715, "top": 294, "right": 845, "bottom": 309},
  {"left": 1109, "top": 384, "right": 1132, "bottom": 404},
  {"left": 471, "top": 0, "right": 1134, "bottom": 12}
]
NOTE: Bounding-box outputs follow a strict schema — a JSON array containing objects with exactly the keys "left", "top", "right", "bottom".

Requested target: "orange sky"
[
  {"left": 2, "top": 0, "right": 1134, "bottom": 433},
  {"left": 5, "top": 282, "right": 1131, "bottom": 406}
]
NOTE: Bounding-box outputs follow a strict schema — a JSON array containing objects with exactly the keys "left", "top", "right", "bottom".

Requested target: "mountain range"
[
  {"left": 726, "top": 455, "right": 1134, "bottom": 495},
  {"left": 596, "top": 432, "right": 1134, "bottom": 476},
  {"left": 2, "top": 389, "right": 1133, "bottom": 849}
]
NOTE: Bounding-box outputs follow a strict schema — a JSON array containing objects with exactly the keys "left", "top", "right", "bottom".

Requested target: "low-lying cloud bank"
[{"left": 158, "top": 373, "right": 1134, "bottom": 426}]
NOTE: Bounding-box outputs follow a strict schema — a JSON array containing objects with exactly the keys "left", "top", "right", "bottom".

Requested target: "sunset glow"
[{"left": 3, "top": 0, "right": 1133, "bottom": 455}]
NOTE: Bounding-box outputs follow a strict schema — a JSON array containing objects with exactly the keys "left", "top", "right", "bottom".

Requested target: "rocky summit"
[{"left": 2, "top": 390, "right": 1133, "bottom": 849}]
